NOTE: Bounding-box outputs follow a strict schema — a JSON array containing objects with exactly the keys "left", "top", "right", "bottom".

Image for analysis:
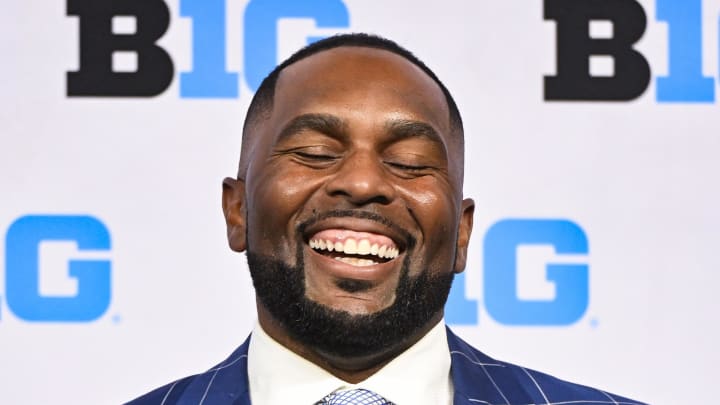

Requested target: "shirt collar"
[{"left": 247, "top": 320, "right": 452, "bottom": 405}]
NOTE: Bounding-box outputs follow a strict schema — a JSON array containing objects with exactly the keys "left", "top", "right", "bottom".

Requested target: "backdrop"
[{"left": 2, "top": 1, "right": 717, "bottom": 403}]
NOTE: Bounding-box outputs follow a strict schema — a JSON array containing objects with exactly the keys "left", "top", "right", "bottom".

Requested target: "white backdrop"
[{"left": 2, "top": 1, "right": 718, "bottom": 404}]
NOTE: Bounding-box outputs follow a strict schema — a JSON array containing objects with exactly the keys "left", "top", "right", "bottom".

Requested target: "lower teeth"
[{"left": 334, "top": 257, "right": 377, "bottom": 266}]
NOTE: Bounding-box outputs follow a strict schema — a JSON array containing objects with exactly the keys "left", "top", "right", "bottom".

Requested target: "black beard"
[{"left": 247, "top": 249, "right": 454, "bottom": 359}]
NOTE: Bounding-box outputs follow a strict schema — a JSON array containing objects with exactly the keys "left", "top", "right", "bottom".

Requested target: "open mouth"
[{"left": 308, "top": 229, "right": 400, "bottom": 267}]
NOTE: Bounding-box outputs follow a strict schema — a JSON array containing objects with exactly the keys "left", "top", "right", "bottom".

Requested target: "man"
[{"left": 128, "top": 34, "right": 645, "bottom": 405}]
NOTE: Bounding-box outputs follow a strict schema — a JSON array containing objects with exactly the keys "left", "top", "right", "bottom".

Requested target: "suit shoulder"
[
  {"left": 508, "top": 364, "right": 649, "bottom": 405},
  {"left": 446, "top": 328, "right": 648, "bottom": 405}
]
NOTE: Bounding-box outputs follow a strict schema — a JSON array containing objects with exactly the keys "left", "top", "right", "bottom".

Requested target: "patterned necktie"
[{"left": 317, "top": 388, "right": 393, "bottom": 405}]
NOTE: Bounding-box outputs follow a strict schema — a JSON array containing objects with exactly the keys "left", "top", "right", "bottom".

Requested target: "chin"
[{"left": 247, "top": 249, "right": 454, "bottom": 359}]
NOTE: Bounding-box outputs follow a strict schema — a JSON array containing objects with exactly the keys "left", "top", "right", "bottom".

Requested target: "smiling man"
[{"left": 127, "top": 34, "right": 645, "bottom": 405}]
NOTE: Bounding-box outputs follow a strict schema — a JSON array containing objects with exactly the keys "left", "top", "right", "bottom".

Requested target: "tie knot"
[{"left": 319, "top": 388, "right": 393, "bottom": 405}]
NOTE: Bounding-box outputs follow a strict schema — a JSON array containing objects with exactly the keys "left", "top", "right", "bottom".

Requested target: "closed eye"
[
  {"left": 286, "top": 148, "right": 341, "bottom": 168},
  {"left": 384, "top": 161, "right": 433, "bottom": 175},
  {"left": 294, "top": 151, "right": 338, "bottom": 161}
]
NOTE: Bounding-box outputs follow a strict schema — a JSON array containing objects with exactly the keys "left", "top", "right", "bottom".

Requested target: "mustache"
[{"left": 296, "top": 209, "right": 416, "bottom": 250}]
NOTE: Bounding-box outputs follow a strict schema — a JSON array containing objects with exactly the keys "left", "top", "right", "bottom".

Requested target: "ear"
[
  {"left": 453, "top": 198, "right": 475, "bottom": 274},
  {"left": 222, "top": 177, "right": 247, "bottom": 252}
]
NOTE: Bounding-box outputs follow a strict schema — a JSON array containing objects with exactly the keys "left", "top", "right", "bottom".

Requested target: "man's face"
[{"left": 224, "top": 47, "right": 473, "bottom": 356}]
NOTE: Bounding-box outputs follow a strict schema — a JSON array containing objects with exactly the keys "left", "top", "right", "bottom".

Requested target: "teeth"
[
  {"left": 334, "top": 257, "right": 377, "bottom": 266},
  {"left": 358, "top": 239, "right": 371, "bottom": 255},
  {"left": 344, "top": 239, "right": 357, "bottom": 254},
  {"left": 309, "top": 237, "right": 399, "bottom": 260}
]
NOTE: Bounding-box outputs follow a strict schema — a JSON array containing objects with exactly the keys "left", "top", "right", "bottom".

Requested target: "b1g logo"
[
  {"left": 446, "top": 219, "right": 589, "bottom": 326},
  {"left": 545, "top": 0, "right": 718, "bottom": 102},
  {"left": 2, "top": 215, "right": 112, "bottom": 322},
  {"left": 66, "top": 0, "right": 350, "bottom": 97}
]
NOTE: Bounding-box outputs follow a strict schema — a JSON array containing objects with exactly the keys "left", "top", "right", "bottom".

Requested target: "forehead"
[{"left": 270, "top": 46, "right": 452, "bottom": 139}]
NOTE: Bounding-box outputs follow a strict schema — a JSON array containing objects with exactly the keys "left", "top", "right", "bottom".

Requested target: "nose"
[{"left": 324, "top": 151, "right": 397, "bottom": 206}]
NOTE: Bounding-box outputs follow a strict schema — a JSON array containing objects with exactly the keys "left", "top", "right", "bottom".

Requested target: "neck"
[{"left": 256, "top": 302, "right": 442, "bottom": 383}]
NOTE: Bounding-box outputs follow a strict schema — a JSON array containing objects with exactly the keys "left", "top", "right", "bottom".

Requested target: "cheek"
[
  {"left": 401, "top": 179, "right": 460, "bottom": 267},
  {"left": 246, "top": 165, "right": 324, "bottom": 258}
]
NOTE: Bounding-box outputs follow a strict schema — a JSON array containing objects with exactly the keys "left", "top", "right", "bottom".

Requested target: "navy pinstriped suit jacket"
[{"left": 126, "top": 328, "right": 647, "bottom": 405}]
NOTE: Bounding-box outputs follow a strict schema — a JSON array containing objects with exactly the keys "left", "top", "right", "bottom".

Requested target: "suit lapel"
[
  {"left": 448, "top": 327, "right": 494, "bottom": 404},
  {"left": 447, "top": 327, "right": 521, "bottom": 405},
  {"left": 448, "top": 328, "right": 549, "bottom": 405},
  {"left": 176, "top": 337, "right": 252, "bottom": 405}
]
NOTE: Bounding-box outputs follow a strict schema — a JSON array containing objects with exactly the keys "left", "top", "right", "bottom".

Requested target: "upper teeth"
[{"left": 309, "top": 238, "right": 399, "bottom": 259}]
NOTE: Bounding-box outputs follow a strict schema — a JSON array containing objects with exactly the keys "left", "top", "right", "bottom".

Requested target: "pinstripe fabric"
[{"left": 125, "top": 328, "right": 648, "bottom": 405}]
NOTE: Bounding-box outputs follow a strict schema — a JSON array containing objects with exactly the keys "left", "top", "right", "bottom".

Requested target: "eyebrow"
[
  {"left": 383, "top": 119, "right": 446, "bottom": 151},
  {"left": 276, "top": 113, "right": 447, "bottom": 153},
  {"left": 277, "top": 113, "right": 347, "bottom": 143}
]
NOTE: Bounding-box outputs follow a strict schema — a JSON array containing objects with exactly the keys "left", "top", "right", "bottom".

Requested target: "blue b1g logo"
[
  {"left": 447, "top": 219, "right": 589, "bottom": 326},
  {"left": 3, "top": 215, "right": 112, "bottom": 322}
]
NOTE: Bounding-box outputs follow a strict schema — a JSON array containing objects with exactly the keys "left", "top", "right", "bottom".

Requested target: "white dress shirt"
[{"left": 247, "top": 319, "right": 453, "bottom": 404}]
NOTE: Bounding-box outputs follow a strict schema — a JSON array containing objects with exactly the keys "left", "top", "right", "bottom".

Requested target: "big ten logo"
[
  {"left": 1, "top": 215, "right": 112, "bottom": 322},
  {"left": 544, "top": 0, "right": 719, "bottom": 102},
  {"left": 446, "top": 219, "right": 589, "bottom": 326},
  {"left": 66, "top": 0, "right": 350, "bottom": 97}
]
